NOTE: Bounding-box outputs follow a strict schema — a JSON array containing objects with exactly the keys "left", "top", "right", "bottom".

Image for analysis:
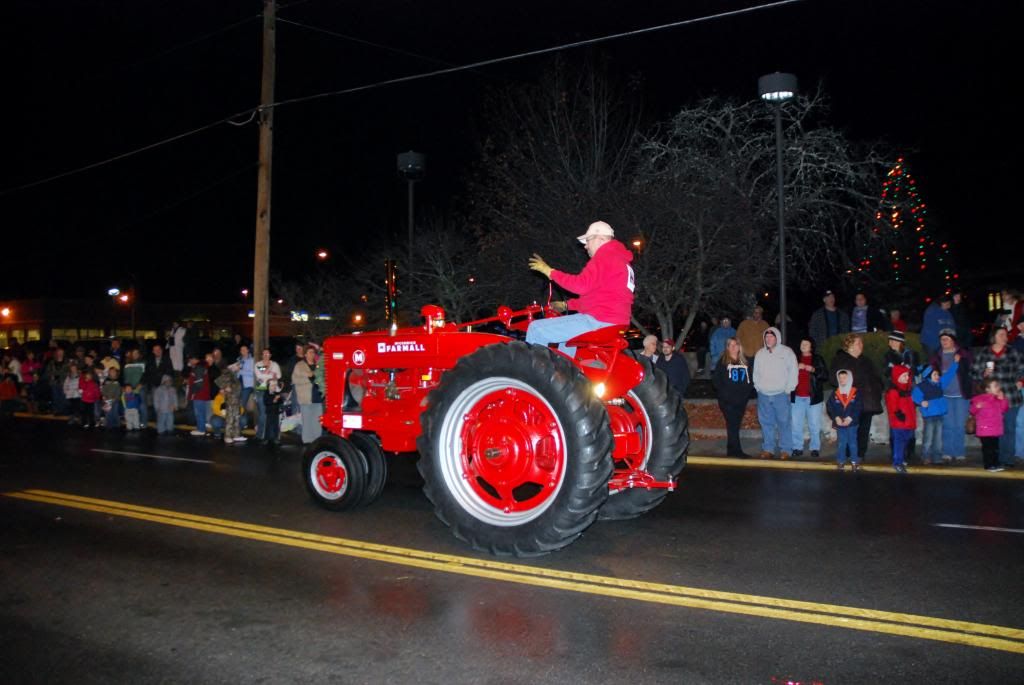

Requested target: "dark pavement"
[{"left": 1, "top": 418, "right": 1022, "bottom": 683}]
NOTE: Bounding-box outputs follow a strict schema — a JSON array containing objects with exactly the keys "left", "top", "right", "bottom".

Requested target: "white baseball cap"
[{"left": 577, "top": 220, "right": 615, "bottom": 244}]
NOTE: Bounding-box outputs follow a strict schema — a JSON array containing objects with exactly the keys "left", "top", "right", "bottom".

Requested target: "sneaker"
[
  {"left": 954, "top": 456, "right": 966, "bottom": 463},
  {"left": 895, "top": 464, "right": 908, "bottom": 473},
  {"left": 987, "top": 466, "right": 1005, "bottom": 472},
  {"left": 851, "top": 463, "right": 861, "bottom": 472},
  {"left": 224, "top": 437, "right": 233, "bottom": 444},
  {"left": 942, "top": 455, "right": 953, "bottom": 464},
  {"left": 836, "top": 463, "right": 845, "bottom": 471},
  {"left": 791, "top": 450, "right": 803, "bottom": 458},
  {"left": 189, "top": 430, "right": 205, "bottom": 437},
  {"left": 758, "top": 451, "right": 774, "bottom": 460},
  {"left": 810, "top": 450, "right": 820, "bottom": 459},
  {"left": 233, "top": 436, "right": 247, "bottom": 443}
]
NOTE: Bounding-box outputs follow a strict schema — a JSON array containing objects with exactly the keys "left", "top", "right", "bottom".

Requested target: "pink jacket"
[
  {"left": 970, "top": 393, "right": 1009, "bottom": 437},
  {"left": 551, "top": 240, "right": 635, "bottom": 325}
]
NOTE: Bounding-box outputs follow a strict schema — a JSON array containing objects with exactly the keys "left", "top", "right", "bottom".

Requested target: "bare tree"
[{"left": 632, "top": 89, "right": 888, "bottom": 346}]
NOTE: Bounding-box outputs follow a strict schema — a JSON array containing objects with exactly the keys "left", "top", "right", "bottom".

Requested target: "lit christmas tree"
[{"left": 852, "top": 156, "right": 956, "bottom": 302}]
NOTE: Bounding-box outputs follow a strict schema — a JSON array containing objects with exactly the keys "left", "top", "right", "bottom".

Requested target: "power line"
[
  {"left": 268, "top": 0, "right": 808, "bottom": 111},
  {"left": 0, "top": 0, "right": 806, "bottom": 198}
]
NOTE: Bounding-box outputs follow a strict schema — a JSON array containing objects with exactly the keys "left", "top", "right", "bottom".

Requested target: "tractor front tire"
[
  {"left": 418, "top": 341, "right": 613, "bottom": 556},
  {"left": 598, "top": 360, "right": 689, "bottom": 521},
  {"left": 303, "top": 435, "right": 368, "bottom": 511},
  {"left": 349, "top": 431, "right": 388, "bottom": 507}
]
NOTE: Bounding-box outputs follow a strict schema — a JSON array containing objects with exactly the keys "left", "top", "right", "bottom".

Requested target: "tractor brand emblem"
[
  {"left": 352, "top": 349, "right": 366, "bottom": 366},
  {"left": 331, "top": 352, "right": 344, "bottom": 360},
  {"left": 377, "top": 340, "right": 426, "bottom": 353}
]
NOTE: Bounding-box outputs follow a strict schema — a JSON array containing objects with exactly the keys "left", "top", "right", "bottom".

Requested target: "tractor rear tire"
[
  {"left": 418, "top": 341, "right": 613, "bottom": 556},
  {"left": 349, "top": 431, "right": 388, "bottom": 507},
  {"left": 303, "top": 435, "right": 368, "bottom": 511},
  {"left": 597, "top": 360, "right": 689, "bottom": 521}
]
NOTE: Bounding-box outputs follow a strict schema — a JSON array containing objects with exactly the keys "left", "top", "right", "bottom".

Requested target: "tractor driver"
[{"left": 526, "top": 220, "right": 635, "bottom": 355}]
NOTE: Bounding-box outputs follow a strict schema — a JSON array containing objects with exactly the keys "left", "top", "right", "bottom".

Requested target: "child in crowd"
[
  {"left": 263, "top": 379, "right": 283, "bottom": 446},
  {"left": 101, "top": 367, "right": 123, "bottom": 430},
  {"left": 970, "top": 379, "right": 1010, "bottom": 472},
  {"left": 153, "top": 374, "right": 178, "bottom": 435},
  {"left": 215, "top": 364, "right": 245, "bottom": 444},
  {"left": 827, "top": 369, "right": 862, "bottom": 471},
  {"left": 78, "top": 368, "right": 100, "bottom": 429},
  {"left": 912, "top": 357, "right": 959, "bottom": 465},
  {"left": 0, "top": 371, "right": 19, "bottom": 418},
  {"left": 885, "top": 364, "right": 916, "bottom": 473},
  {"left": 63, "top": 363, "right": 82, "bottom": 425},
  {"left": 123, "top": 384, "right": 142, "bottom": 430}
]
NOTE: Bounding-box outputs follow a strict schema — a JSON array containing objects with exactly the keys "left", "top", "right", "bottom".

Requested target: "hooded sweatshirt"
[
  {"left": 550, "top": 239, "right": 634, "bottom": 325},
  {"left": 885, "top": 364, "right": 916, "bottom": 430},
  {"left": 153, "top": 375, "right": 178, "bottom": 414},
  {"left": 827, "top": 370, "right": 862, "bottom": 427},
  {"left": 752, "top": 326, "right": 798, "bottom": 396}
]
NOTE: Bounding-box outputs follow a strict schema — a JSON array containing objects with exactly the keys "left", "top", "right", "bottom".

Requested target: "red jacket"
[
  {"left": 79, "top": 377, "right": 101, "bottom": 404},
  {"left": 885, "top": 364, "right": 916, "bottom": 430},
  {"left": 551, "top": 240, "right": 634, "bottom": 325}
]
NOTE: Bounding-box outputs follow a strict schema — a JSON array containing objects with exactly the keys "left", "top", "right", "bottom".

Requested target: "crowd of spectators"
[
  {"left": 0, "top": 326, "right": 326, "bottom": 447},
  {"left": 707, "top": 287, "right": 1024, "bottom": 471}
]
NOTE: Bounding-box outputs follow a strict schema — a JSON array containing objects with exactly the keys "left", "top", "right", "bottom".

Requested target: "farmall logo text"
[{"left": 377, "top": 340, "right": 426, "bottom": 353}]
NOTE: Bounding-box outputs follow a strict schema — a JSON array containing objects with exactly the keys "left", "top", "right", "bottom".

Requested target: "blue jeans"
[
  {"left": 210, "top": 415, "right": 225, "bottom": 436},
  {"left": 922, "top": 416, "right": 943, "bottom": 463},
  {"left": 790, "top": 396, "right": 822, "bottom": 451},
  {"left": 836, "top": 425, "right": 859, "bottom": 464},
  {"left": 891, "top": 428, "right": 913, "bottom": 466},
  {"left": 254, "top": 390, "right": 267, "bottom": 439},
  {"left": 157, "top": 411, "right": 174, "bottom": 434},
  {"left": 240, "top": 387, "right": 253, "bottom": 429},
  {"left": 757, "top": 392, "right": 792, "bottom": 453},
  {"left": 104, "top": 401, "right": 121, "bottom": 430},
  {"left": 50, "top": 382, "right": 68, "bottom": 414},
  {"left": 525, "top": 313, "right": 611, "bottom": 356},
  {"left": 1016, "top": 401, "right": 1024, "bottom": 458},
  {"left": 138, "top": 386, "right": 151, "bottom": 427},
  {"left": 192, "top": 399, "right": 211, "bottom": 432},
  {"left": 999, "top": 405, "right": 1019, "bottom": 465},
  {"left": 941, "top": 396, "right": 968, "bottom": 458}
]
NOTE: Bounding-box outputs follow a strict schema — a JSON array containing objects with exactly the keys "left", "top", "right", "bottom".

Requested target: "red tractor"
[{"left": 303, "top": 302, "right": 689, "bottom": 556}]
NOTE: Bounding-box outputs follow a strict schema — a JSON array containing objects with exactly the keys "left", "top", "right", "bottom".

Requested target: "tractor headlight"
[{"left": 593, "top": 382, "right": 606, "bottom": 399}]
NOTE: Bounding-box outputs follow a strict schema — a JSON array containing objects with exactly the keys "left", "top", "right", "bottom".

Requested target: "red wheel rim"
[
  {"left": 313, "top": 452, "right": 348, "bottom": 497},
  {"left": 446, "top": 381, "right": 567, "bottom": 521},
  {"left": 606, "top": 391, "right": 651, "bottom": 471}
]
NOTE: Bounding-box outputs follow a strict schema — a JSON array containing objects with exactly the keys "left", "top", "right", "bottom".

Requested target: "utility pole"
[{"left": 252, "top": 0, "right": 276, "bottom": 355}]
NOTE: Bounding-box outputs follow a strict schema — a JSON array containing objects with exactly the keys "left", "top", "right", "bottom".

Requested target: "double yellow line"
[{"left": 6, "top": 488, "right": 1024, "bottom": 654}]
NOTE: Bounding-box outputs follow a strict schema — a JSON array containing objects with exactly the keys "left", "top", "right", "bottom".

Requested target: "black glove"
[{"left": 895, "top": 409, "right": 906, "bottom": 422}]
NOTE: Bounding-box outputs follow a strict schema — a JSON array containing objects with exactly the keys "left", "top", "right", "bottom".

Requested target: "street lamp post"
[
  {"left": 758, "top": 72, "right": 797, "bottom": 344},
  {"left": 397, "top": 151, "right": 426, "bottom": 263}
]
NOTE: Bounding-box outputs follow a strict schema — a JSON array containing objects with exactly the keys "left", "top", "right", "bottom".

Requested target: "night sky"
[{"left": 4, "top": 0, "right": 1019, "bottom": 304}]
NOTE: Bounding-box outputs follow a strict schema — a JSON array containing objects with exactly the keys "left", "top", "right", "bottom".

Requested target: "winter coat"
[
  {"left": 550, "top": 239, "right": 634, "bottom": 325},
  {"left": 291, "top": 360, "right": 320, "bottom": 405},
  {"left": 187, "top": 362, "right": 212, "bottom": 401},
  {"left": 790, "top": 352, "right": 828, "bottom": 405},
  {"left": 123, "top": 390, "right": 141, "bottom": 410},
  {"left": 753, "top": 327, "right": 798, "bottom": 396},
  {"left": 62, "top": 374, "right": 82, "bottom": 400},
  {"left": 655, "top": 352, "right": 690, "bottom": 398},
  {"left": 153, "top": 377, "right": 178, "bottom": 414},
  {"left": 79, "top": 377, "right": 100, "bottom": 404},
  {"left": 101, "top": 378, "right": 122, "bottom": 402},
  {"left": 807, "top": 307, "right": 850, "bottom": 349},
  {"left": 912, "top": 361, "right": 958, "bottom": 418},
  {"left": 971, "top": 346, "right": 1024, "bottom": 409},
  {"left": 708, "top": 326, "right": 736, "bottom": 368},
  {"left": 142, "top": 353, "right": 174, "bottom": 389},
  {"left": 921, "top": 302, "right": 955, "bottom": 351},
  {"left": 827, "top": 388, "right": 862, "bottom": 428},
  {"left": 712, "top": 358, "right": 753, "bottom": 406},
  {"left": 831, "top": 349, "right": 883, "bottom": 414},
  {"left": 969, "top": 393, "right": 1009, "bottom": 438},
  {"left": 885, "top": 365, "right": 916, "bottom": 430}
]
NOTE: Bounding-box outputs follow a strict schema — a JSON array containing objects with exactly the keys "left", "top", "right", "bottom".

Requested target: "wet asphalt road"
[{"left": 1, "top": 419, "right": 1023, "bottom": 684}]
